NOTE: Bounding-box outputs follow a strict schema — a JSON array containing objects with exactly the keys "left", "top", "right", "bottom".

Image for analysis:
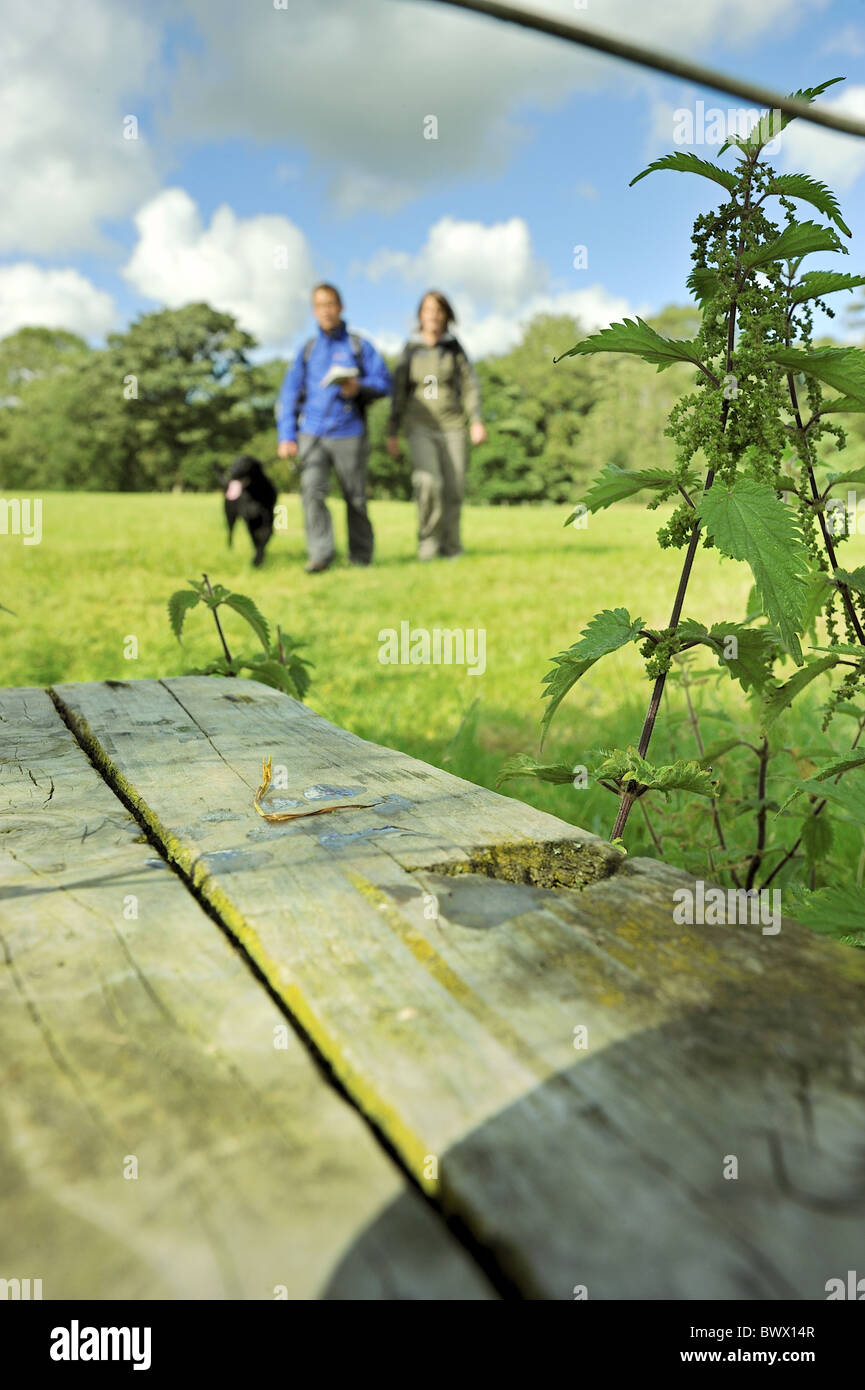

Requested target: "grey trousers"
[
  {"left": 298, "top": 433, "right": 374, "bottom": 565},
  {"left": 406, "top": 426, "right": 468, "bottom": 558}
]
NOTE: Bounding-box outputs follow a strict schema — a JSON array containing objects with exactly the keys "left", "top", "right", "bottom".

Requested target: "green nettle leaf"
[
  {"left": 763, "top": 655, "right": 841, "bottom": 726},
  {"left": 251, "top": 641, "right": 312, "bottom": 698},
  {"left": 677, "top": 619, "right": 780, "bottom": 694},
  {"left": 807, "top": 772, "right": 865, "bottom": 825},
  {"left": 767, "top": 176, "right": 851, "bottom": 237},
  {"left": 204, "top": 583, "right": 231, "bottom": 607},
  {"left": 697, "top": 479, "right": 809, "bottom": 663},
  {"left": 747, "top": 77, "right": 845, "bottom": 149},
  {"left": 777, "top": 766, "right": 865, "bottom": 822},
  {"left": 801, "top": 751, "right": 865, "bottom": 783},
  {"left": 697, "top": 736, "right": 750, "bottom": 767},
  {"left": 825, "top": 465, "right": 865, "bottom": 488},
  {"left": 802, "top": 572, "right": 834, "bottom": 639},
  {"left": 168, "top": 589, "right": 201, "bottom": 642},
  {"left": 239, "top": 656, "right": 303, "bottom": 698},
  {"left": 791, "top": 270, "right": 865, "bottom": 303},
  {"left": 738, "top": 108, "right": 789, "bottom": 152},
  {"left": 221, "top": 593, "right": 270, "bottom": 652},
  {"left": 593, "top": 746, "right": 718, "bottom": 798},
  {"left": 809, "top": 642, "right": 865, "bottom": 659},
  {"left": 789, "top": 883, "right": 865, "bottom": 939},
  {"left": 555, "top": 318, "right": 711, "bottom": 378},
  {"left": 629, "top": 152, "right": 737, "bottom": 193},
  {"left": 686, "top": 267, "right": 721, "bottom": 306},
  {"left": 770, "top": 346, "right": 865, "bottom": 404},
  {"left": 714, "top": 628, "right": 780, "bottom": 694},
  {"left": 541, "top": 608, "right": 644, "bottom": 742},
  {"left": 801, "top": 809, "right": 834, "bottom": 866},
  {"left": 187, "top": 659, "right": 235, "bottom": 678},
  {"left": 832, "top": 566, "right": 865, "bottom": 597},
  {"left": 819, "top": 397, "right": 865, "bottom": 414},
  {"left": 574, "top": 464, "right": 697, "bottom": 517},
  {"left": 496, "top": 755, "right": 579, "bottom": 789},
  {"left": 743, "top": 220, "right": 844, "bottom": 271}
]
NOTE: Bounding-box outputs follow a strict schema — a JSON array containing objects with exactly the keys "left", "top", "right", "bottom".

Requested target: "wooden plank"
[
  {"left": 0, "top": 686, "right": 496, "bottom": 1300},
  {"left": 53, "top": 675, "right": 865, "bottom": 1299}
]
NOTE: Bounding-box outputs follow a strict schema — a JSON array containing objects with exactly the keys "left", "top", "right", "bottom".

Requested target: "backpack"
[
  {"left": 398, "top": 334, "right": 464, "bottom": 372},
  {"left": 296, "top": 330, "right": 368, "bottom": 426}
]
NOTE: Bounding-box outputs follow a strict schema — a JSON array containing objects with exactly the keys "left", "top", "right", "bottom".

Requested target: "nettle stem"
[
  {"left": 611, "top": 159, "right": 757, "bottom": 844},
  {"left": 681, "top": 662, "right": 737, "bottom": 884},
  {"left": 202, "top": 572, "right": 235, "bottom": 669},
  {"left": 786, "top": 372, "right": 865, "bottom": 646},
  {"left": 761, "top": 712, "right": 865, "bottom": 889},
  {"left": 745, "top": 735, "right": 770, "bottom": 890},
  {"left": 610, "top": 507, "right": 711, "bottom": 839}
]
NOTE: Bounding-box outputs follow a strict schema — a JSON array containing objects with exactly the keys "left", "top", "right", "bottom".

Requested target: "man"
[{"left": 276, "top": 284, "right": 391, "bottom": 572}]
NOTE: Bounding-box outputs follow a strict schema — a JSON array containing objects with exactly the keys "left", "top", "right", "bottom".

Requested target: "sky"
[{"left": 2, "top": 0, "right": 865, "bottom": 362}]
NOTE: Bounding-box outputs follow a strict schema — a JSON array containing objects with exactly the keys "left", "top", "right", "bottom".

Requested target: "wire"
[{"left": 428, "top": 0, "right": 865, "bottom": 140}]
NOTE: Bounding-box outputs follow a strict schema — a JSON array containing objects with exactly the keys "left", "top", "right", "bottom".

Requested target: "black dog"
[{"left": 224, "top": 455, "right": 277, "bottom": 567}]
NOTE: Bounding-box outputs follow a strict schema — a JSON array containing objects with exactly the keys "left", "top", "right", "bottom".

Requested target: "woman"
[{"left": 386, "top": 291, "right": 486, "bottom": 560}]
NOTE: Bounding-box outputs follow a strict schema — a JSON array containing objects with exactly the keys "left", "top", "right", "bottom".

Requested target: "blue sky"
[{"left": 3, "top": 0, "right": 865, "bottom": 360}]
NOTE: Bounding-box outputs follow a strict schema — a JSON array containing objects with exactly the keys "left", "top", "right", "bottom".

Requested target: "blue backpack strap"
[
  {"left": 295, "top": 337, "right": 317, "bottom": 421},
  {"left": 347, "top": 330, "right": 370, "bottom": 421},
  {"left": 348, "top": 331, "right": 364, "bottom": 371}
]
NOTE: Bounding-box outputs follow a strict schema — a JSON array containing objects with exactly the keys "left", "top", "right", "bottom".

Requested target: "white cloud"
[
  {"left": 330, "top": 171, "right": 418, "bottom": 217},
  {"left": 0, "top": 0, "right": 162, "bottom": 254},
  {"left": 575, "top": 181, "right": 600, "bottom": 202},
  {"left": 122, "top": 189, "right": 317, "bottom": 352},
  {"left": 821, "top": 22, "right": 865, "bottom": 56},
  {"left": 0, "top": 0, "right": 831, "bottom": 252},
  {"left": 455, "top": 287, "right": 635, "bottom": 358},
  {"left": 161, "top": 0, "right": 822, "bottom": 211},
  {"left": 358, "top": 214, "right": 634, "bottom": 356},
  {"left": 365, "top": 217, "right": 543, "bottom": 311},
  {"left": 0, "top": 264, "right": 116, "bottom": 340}
]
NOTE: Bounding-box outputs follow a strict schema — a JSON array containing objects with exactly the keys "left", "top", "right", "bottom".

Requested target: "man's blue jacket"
[{"left": 275, "top": 321, "right": 392, "bottom": 443}]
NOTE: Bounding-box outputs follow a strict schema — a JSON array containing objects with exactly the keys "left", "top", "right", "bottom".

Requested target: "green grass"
[{"left": 4, "top": 491, "right": 865, "bottom": 869}]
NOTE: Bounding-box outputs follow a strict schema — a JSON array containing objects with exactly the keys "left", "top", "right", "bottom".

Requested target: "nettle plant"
[
  {"left": 502, "top": 78, "right": 865, "bottom": 945},
  {"left": 168, "top": 574, "right": 312, "bottom": 699}
]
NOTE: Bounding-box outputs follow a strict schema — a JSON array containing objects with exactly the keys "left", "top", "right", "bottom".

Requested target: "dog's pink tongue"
[{"left": 225, "top": 480, "right": 243, "bottom": 500}]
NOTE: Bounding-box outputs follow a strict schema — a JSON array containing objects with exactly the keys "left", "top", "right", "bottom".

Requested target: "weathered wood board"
[
  {"left": 0, "top": 686, "right": 496, "bottom": 1300},
  {"left": 50, "top": 675, "right": 865, "bottom": 1300}
]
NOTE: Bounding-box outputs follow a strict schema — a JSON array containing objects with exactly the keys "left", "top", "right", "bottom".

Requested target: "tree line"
[{"left": 1, "top": 301, "right": 861, "bottom": 501}]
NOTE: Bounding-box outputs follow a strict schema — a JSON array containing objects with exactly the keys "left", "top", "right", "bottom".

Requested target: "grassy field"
[{"left": 4, "top": 491, "right": 865, "bottom": 869}]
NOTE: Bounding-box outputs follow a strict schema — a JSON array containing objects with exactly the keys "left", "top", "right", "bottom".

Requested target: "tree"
[
  {"left": 105, "top": 303, "right": 270, "bottom": 490},
  {"left": 0, "top": 326, "right": 90, "bottom": 403}
]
